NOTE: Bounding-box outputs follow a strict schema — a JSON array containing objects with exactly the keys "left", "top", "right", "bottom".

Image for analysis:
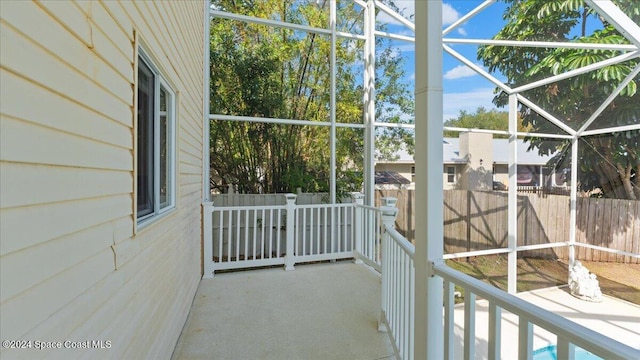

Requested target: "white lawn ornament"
[{"left": 568, "top": 261, "right": 603, "bottom": 303}]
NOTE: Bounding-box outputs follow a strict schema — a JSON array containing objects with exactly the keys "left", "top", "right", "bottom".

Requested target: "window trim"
[{"left": 136, "top": 48, "right": 176, "bottom": 227}]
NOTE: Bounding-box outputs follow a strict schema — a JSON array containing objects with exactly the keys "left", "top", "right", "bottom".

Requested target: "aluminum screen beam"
[
  {"left": 576, "top": 63, "right": 640, "bottom": 137},
  {"left": 586, "top": 0, "right": 640, "bottom": 48},
  {"left": 442, "top": 0, "right": 495, "bottom": 37},
  {"left": 444, "top": 38, "right": 638, "bottom": 51}
]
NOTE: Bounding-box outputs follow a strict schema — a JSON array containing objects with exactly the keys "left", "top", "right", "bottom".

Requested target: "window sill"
[{"left": 136, "top": 206, "right": 177, "bottom": 233}]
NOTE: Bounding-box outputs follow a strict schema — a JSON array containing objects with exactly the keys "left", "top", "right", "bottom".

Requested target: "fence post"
[
  {"left": 352, "top": 193, "right": 365, "bottom": 264},
  {"left": 379, "top": 199, "right": 398, "bottom": 332},
  {"left": 202, "top": 202, "right": 215, "bottom": 279},
  {"left": 284, "top": 193, "right": 297, "bottom": 271}
]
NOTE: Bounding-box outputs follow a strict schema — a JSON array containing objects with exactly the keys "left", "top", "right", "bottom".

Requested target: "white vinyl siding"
[{"left": 0, "top": 0, "right": 204, "bottom": 358}]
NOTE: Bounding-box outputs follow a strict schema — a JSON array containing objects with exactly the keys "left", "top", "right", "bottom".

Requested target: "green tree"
[
  {"left": 209, "top": 0, "right": 412, "bottom": 194},
  {"left": 477, "top": 0, "right": 639, "bottom": 199},
  {"left": 443, "top": 107, "right": 532, "bottom": 138}
]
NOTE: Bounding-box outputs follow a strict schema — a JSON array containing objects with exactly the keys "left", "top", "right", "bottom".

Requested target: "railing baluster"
[
  {"left": 244, "top": 210, "right": 249, "bottom": 261},
  {"left": 227, "top": 210, "right": 232, "bottom": 263},
  {"left": 338, "top": 205, "right": 342, "bottom": 252},
  {"left": 556, "top": 338, "right": 574, "bottom": 360},
  {"left": 409, "top": 259, "right": 415, "bottom": 360},
  {"left": 464, "top": 291, "right": 476, "bottom": 360},
  {"left": 260, "top": 208, "right": 265, "bottom": 259},
  {"left": 518, "top": 318, "right": 533, "bottom": 360},
  {"left": 276, "top": 208, "right": 281, "bottom": 257},
  {"left": 268, "top": 209, "right": 273, "bottom": 259},
  {"left": 251, "top": 209, "right": 256, "bottom": 260},
  {"left": 298, "top": 209, "right": 308, "bottom": 256},
  {"left": 488, "top": 302, "right": 502, "bottom": 360},
  {"left": 444, "top": 280, "right": 454, "bottom": 360},
  {"left": 218, "top": 211, "right": 223, "bottom": 264},
  {"left": 404, "top": 251, "right": 410, "bottom": 358}
]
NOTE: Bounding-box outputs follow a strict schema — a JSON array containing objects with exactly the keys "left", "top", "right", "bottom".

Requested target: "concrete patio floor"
[{"left": 171, "top": 262, "right": 396, "bottom": 360}]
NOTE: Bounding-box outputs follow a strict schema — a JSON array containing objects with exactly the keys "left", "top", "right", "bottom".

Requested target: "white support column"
[
  {"left": 415, "top": 1, "right": 444, "bottom": 359},
  {"left": 202, "top": 202, "right": 215, "bottom": 279},
  {"left": 330, "top": 0, "right": 337, "bottom": 204},
  {"left": 353, "top": 193, "right": 364, "bottom": 264},
  {"left": 363, "top": 0, "right": 376, "bottom": 206},
  {"left": 507, "top": 94, "right": 518, "bottom": 294},
  {"left": 568, "top": 138, "right": 579, "bottom": 270},
  {"left": 284, "top": 193, "right": 297, "bottom": 271}
]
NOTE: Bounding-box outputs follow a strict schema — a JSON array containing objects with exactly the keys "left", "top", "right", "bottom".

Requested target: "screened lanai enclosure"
[{"left": 201, "top": 1, "right": 639, "bottom": 359}]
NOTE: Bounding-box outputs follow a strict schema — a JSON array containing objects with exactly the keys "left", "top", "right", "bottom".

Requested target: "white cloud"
[
  {"left": 443, "top": 65, "right": 477, "bottom": 80},
  {"left": 376, "top": 2, "right": 465, "bottom": 30},
  {"left": 457, "top": 28, "right": 468, "bottom": 36},
  {"left": 442, "top": 3, "right": 460, "bottom": 26},
  {"left": 443, "top": 88, "right": 499, "bottom": 120}
]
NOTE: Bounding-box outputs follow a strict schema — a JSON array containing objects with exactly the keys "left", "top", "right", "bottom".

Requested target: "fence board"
[{"left": 376, "top": 190, "right": 638, "bottom": 263}]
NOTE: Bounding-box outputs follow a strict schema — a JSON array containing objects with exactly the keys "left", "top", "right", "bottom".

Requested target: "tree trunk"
[{"left": 617, "top": 163, "right": 637, "bottom": 200}]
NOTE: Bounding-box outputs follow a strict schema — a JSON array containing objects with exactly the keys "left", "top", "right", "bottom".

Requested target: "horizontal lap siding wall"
[{"left": 0, "top": 1, "right": 204, "bottom": 358}]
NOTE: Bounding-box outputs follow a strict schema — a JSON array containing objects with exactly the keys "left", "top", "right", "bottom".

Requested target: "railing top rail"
[
  {"left": 433, "top": 262, "right": 640, "bottom": 360},
  {"left": 205, "top": 204, "right": 288, "bottom": 212},
  {"left": 384, "top": 224, "right": 415, "bottom": 259},
  {"left": 354, "top": 203, "right": 380, "bottom": 211},
  {"left": 295, "top": 203, "right": 356, "bottom": 209}
]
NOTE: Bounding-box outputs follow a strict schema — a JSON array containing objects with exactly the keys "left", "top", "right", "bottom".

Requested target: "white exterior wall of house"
[
  {"left": 375, "top": 162, "right": 414, "bottom": 183},
  {"left": 458, "top": 132, "right": 493, "bottom": 191},
  {"left": 0, "top": 1, "right": 204, "bottom": 358}
]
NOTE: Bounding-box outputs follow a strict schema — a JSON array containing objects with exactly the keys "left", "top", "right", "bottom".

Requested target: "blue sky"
[{"left": 377, "top": 1, "right": 511, "bottom": 120}]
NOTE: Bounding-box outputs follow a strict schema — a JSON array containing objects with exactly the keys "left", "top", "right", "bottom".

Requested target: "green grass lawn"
[{"left": 446, "top": 255, "right": 640, "bottom": 305}]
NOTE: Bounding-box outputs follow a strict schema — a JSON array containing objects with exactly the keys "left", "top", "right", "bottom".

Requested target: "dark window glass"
[
  {"left": 159, "top": 86, "right": 169, "bottom": 208},
  {"left": 137, "top": 59, "right": 154, "bottom": 218}
]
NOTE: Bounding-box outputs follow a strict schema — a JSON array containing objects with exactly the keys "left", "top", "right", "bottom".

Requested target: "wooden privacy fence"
[{"left": 375, "top": 189, "right": 640, "bottom": 263}]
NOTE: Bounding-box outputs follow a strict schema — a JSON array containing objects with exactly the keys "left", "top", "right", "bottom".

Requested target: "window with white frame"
[
  {"left": 137, "top": 50, "right": 175, "bottom": 224},
  {"left": 446, "top": 166, "right": 455, "bottom": 183}
]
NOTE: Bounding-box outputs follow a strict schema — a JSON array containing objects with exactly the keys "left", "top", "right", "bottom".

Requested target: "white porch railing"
[
  {"left": 379, "top": 207, "right": 415, "bottom": 360},
  {"left": 203, "top": 193, "right": 381, "bottom": 276},
  {"left": 293, "top": 202, "right": 356, "bottom": 262},
  {"left": 353, "top": 196, "right": 383, "bottom": 271},
  {"left": 376, "top": 210, "right": 638, "bottom": 360}
]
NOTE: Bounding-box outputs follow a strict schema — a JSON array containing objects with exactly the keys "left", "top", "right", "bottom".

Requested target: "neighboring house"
[
  {"left": 375, "top": 148, "right": 415, "bottom": 189},
  {"left": 375, "top": 132, "right": 561, "bottom": 191},
  {"left": 1, "top": 1, "right": 206, "bottom": 358},
  {"left": 375, "top": 170, "right": 412, "bottom": 189}
]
